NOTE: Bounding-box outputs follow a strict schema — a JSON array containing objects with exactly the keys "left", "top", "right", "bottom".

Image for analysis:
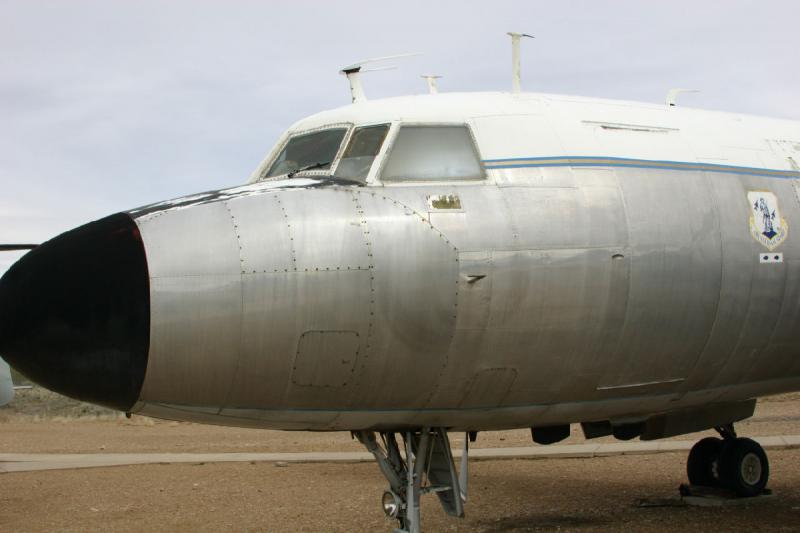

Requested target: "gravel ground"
[
  {"left": 1, "top": 451, "right": 799, "bottom": 532},
  {"left": 0, "top": 391, "right": 798, "bottom": 531}
]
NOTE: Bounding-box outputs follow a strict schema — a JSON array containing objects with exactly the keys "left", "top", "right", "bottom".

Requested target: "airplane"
[
  {"left": 0, "top": 357, "right": 14, "bottom": 406},
  {"left": 1, "top": 35, "right": 799, "bottom": 532},
  {"left": 0, "top": 245, "right": 37, "bottom": 406}
]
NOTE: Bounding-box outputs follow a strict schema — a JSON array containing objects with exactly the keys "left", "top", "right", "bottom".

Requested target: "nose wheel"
[{"left": 686, "top": 424, "right": 769, "bottom": 497}]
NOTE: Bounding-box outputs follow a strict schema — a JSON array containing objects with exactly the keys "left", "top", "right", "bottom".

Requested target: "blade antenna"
[{"left": 339, "top": 52, "right": 423, "bottom": 103}]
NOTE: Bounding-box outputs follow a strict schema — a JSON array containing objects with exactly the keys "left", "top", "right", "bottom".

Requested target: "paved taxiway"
[{"left": 2, "top": 435, "right": 799, "bottom": 473}]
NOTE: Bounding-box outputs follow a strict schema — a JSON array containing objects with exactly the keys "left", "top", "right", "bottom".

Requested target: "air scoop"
[{"left": 0, "top": 213, "right": 150, "bottom": 411}]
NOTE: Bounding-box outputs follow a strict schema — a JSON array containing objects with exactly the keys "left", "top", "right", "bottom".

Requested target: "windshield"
[
  {"left": 381, "top": 125, "right": 483, "bottom": 182},
  {"left": 266, "top": 128, "right": 347, "bottom": 178},
  {"left": 334, "top": 124, "right": 389, "bottom": 183}
]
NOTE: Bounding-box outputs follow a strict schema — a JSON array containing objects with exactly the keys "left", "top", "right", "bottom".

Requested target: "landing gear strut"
[
  {"left": 686, "top": 423, "right": 769, "bottom": 497},
  {"left": 356, "top": 428, "right": 468, "bottom": 533}
]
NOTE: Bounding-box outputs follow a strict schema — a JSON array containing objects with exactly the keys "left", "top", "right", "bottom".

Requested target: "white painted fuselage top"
[{"left": 249, "top": 91, "right": 800, "bottom": 186}]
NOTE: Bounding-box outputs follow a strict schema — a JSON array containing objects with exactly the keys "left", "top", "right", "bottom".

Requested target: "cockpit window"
[
  {"left": 266, "top": 128, "right": 347, "bottom": 178},
  {"left": 334, "top": 124, "right": 389, "bottom": 183},
  {"left": 380, "top": 125, "right": 484, "bottom": 182}
]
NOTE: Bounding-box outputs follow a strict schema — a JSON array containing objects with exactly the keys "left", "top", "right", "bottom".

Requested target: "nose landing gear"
[
  {"left": 686, "top": 424, "right": 769, "bottom": 497},
  {"left": 355, "top": 428, "right": 468, "bottom": 533}
]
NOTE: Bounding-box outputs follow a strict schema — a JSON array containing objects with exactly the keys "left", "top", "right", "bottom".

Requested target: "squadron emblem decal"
[{"left": 748, "top": 190, "right": 788, "bottom": 250}]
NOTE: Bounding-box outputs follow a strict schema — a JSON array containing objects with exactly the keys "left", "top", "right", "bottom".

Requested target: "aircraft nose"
[{"left": 0, "top": 213, "right": 150, "bottom": 411}]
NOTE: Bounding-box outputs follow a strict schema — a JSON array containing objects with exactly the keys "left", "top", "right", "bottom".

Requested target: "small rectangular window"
[
  {"left": 266, "top": 128, "right": 347, "bottom": 178},
  {"left": 381, "top": 125, "right": 483, "bottom": 182},
  {"left": 334, "top": 124, "right": 389, "bottom": 183}
]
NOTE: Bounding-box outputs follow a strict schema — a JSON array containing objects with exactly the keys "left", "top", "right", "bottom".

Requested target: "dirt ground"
[
  {"left": 1, "top": 450, "right": 799, "bottom": 532},
  {"left": 1, "top": 391, "right": 799, "bottom": 531}
]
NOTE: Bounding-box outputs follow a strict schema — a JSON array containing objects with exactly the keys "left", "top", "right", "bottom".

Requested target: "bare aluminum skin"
[{"left": 127, "top": 164, "right": 800, "bottom": 431}]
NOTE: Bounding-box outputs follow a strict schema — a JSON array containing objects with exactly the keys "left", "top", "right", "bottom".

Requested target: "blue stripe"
[{"left": 482, "top": 156, "right": 800, "bottom": 179}]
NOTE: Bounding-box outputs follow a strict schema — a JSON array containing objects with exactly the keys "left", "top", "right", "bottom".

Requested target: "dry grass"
[{"left": 0, "top": 385, "right": 120, "bottom": 421}]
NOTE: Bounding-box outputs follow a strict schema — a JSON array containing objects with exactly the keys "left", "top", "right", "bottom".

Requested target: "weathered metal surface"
[
  {"left": 136, "top": 202, "right": 242, "bottom": 409},
  {"left": 131, "top": 160, "right": 800, "bottom": 431}
]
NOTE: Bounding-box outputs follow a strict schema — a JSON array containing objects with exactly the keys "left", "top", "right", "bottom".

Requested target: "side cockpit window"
[
  {"left": 334, "top": 124, "right": 389, "bottom": 183},
  {"left": 266, "top": 128, "right": 347, "bottom": 178},
  {"left": 380, "top": 125, "right": 484, "bottom": 182}
]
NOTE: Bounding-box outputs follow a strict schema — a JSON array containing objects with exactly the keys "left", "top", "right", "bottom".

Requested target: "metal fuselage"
[
  {"left": 0, "top": 357, "right": 13, "bottom": 406},
  {"left": 3, "top": 92, "right": 800, "bottom": 433}
]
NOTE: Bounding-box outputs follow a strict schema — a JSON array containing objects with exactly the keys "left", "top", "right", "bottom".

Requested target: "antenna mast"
[
  {"left": 507, "top": 32, "right": 534, "bottom": 93},
  {"left": 340, "top": 66, "right": 367, "bottom": 103},
  {"left": 421, "top": 74, "right": 441, "bottom": 94}
]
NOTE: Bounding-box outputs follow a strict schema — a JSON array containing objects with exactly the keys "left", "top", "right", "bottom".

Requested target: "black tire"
[
  {"left": 718, "top": 437, "right": 769, "bottom": 497},
  {"left": 687, "top": 437, "right": 724, "bottom": 487}
]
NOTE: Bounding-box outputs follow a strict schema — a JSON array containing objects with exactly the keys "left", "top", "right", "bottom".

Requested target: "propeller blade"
[{"left": 0, "top": 244, "right": 38, "bottom": 251}]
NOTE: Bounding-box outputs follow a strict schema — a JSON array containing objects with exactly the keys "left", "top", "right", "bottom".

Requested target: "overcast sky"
[{"left": 1, "top": 0, "right": 797, "bottom": 275}]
